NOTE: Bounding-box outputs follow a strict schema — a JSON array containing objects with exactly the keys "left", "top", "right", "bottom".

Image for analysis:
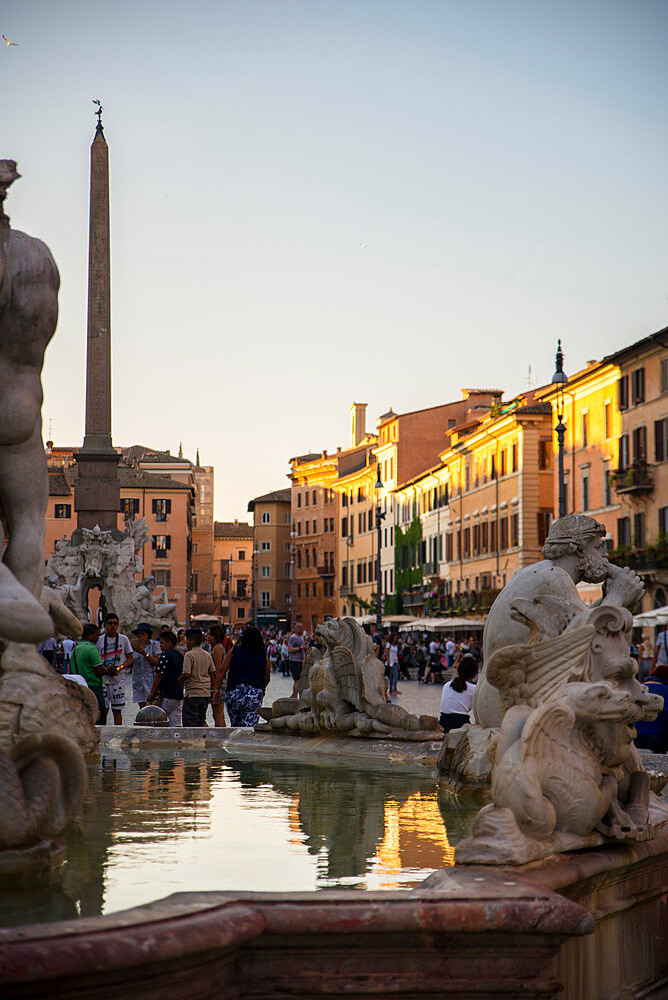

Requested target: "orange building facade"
[{"left": 213, "top": 521, "right": 253, "bottom": 628}]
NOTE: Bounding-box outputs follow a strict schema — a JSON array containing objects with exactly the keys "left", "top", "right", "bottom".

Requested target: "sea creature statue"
[
  {"left": 258, "top": 617, "right": 440, "bottom": 741},
  {"left": 456, "top": 601, "right": 667, "bottom": 865},
  {"left": 0, "top": 732, "right": 87, "bottom": 879}
]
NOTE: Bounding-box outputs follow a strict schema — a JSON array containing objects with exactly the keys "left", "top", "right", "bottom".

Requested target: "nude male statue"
[
  {"left": 0, "top": 161, "right": 59, "bottom": 642},
  {"left": 473, "top": 514, "right": 645, "bottom": 728}
]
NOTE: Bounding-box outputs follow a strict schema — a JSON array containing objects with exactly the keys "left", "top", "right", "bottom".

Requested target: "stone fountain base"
[{"left": 1, "top": 828, "right": 666, "bottom": 999}]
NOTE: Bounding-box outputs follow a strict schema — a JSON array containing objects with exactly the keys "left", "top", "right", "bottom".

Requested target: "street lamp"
[
  {"left": 374, "top": 463, "right": 385, "bottom": 635},
  {"left": 290, "top": 528, "right": 297, "bottom": 629},
  {"left": 551, "top": 339, "right": 568, "bottom": 519}
]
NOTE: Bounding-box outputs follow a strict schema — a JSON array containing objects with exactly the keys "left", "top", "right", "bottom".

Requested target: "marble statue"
[
  {"left": 0, "top": 732, "right": 87, "bottom": 851},
  {"left": 0, "top": 160, "right": 75, "bottom": 645},
  {"left": 456, "top": 593, "right": 667, "bottom": 865},
  {"left": 473, "top": 514, "right": 645, "bottom": 727},
  {"left": 45, "top": 518, "right": 179, "bottom": 632},
  {"left": 259, "top": 617, "right": 440, "bottom": 741},
  {"left": 439, "top": 514, "right": 647, "bottom": 791},
  {"left": 0, "top": 161, "right": 95, "bottom": 762}
]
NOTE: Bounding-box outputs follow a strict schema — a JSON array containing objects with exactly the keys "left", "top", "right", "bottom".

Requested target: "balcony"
[
  {"left": 423, "top": 560, "right": 439, "bottom": 576},
  {"left": 318, "top": 564, "right": 334, "bottom": 577},
  {"left": 402, "top": 589, "right": 425, "bottom": 608},
  {"left": 613, "top": 464, "right": 654, "bottom": 494},
  {"left": 339, "top": 584, "right": 354, "bottom": 597}
]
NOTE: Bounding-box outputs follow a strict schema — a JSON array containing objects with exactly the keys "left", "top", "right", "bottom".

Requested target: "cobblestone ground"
[{"left": 114, "top": 667, "right": 445, "bottom": 727}]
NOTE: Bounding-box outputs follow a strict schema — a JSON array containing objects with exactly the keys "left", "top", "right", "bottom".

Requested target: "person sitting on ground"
[
  {"left": 148, "top": 630, "right": 184, "bottom": 727},
  {"left": 218, "top": 625, "right": 271, "bottom": 727},
  {"left": 439, "top": 655, "right": 479, "bottom": 733},
  {"left": 179, "top": 628, "right": 215, "bottom": 727},
  {"left": 634, "top": 664, "right": 668, "bottom": 754}
]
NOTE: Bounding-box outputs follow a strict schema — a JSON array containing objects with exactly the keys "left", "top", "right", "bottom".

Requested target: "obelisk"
[{"left": 74, "top": 103, "right": 121, "bottom": 534}]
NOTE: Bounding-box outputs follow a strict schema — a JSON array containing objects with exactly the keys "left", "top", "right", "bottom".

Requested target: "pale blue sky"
[{"left": 3, "top": 0, "right": 667, "bottom": 519}]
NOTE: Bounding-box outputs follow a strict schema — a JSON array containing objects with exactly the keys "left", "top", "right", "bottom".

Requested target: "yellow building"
[
  {"left": 606, "top": 326, "right": 668, "bottom": 610},
  {"left": 394, "top": 393, "right": 554, "bottom": 615},
  {"left": 335, "top": 451, "right": 382, "bottom": 618},
  {"left": 289, "top": 451, "right": 339, "bottom": 631},
  {"left": 538, "top": 358, "right": 622, "bottom": 544},
  {"left": 247, "top": 488, "right": 292, "bottom": 629},
  {"left": 213, "top": 521, "right": 253, "bottom": 628}
]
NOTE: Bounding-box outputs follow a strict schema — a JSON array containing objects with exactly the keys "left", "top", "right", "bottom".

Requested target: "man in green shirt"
[{"left": 70, "top": 623, "right": 111, "bottom": 720}]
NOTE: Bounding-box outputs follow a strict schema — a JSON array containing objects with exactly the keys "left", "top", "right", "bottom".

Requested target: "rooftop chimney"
[{"left": 350, "top": 402, "right": 367, "bottom": 448}]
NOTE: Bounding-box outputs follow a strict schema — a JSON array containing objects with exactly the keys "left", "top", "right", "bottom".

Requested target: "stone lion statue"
[{"left": 259, "top": 617, "right": 440, "bottom": 741}]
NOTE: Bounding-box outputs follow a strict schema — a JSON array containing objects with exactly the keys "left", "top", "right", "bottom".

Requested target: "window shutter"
[
  {"left": 152, "top": 499, "right": 157, "bottom": 513},
  {"left": 166, "top": 535, "right": 171, "bottom": 550},
  {"left": 655, "top": 421, "right": 664, "bottom": 463},
  {"left": 166, "top": 499, "right": 172, "bottom": 514},
  {"left": 151, "top": 536, "right": 156, "bottom": 549},
  {"left": 617, "top": 376, "right": 628, "bottom": 410}
]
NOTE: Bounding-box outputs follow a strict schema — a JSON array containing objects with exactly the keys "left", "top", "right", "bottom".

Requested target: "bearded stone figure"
[{"left": 473, "top": 514, "right": 645, "bottom": 728}]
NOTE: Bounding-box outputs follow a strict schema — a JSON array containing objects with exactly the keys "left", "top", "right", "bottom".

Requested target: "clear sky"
[{"left": 3, "top": 0, "right": 667, "bottom": 520}]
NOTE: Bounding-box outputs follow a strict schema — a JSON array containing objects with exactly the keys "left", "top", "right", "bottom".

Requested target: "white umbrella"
[{"left": 633, "top": 605, "right": 668, "bottom": 627}]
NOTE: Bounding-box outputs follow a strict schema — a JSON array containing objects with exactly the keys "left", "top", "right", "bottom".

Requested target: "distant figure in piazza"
[{"left": 473, "top": 514, "right": 646, "bottom": 729}]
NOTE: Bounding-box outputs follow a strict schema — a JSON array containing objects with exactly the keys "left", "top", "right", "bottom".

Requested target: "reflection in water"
[{"left": 1, "top": 751, "right": 482, "bottom": 928}]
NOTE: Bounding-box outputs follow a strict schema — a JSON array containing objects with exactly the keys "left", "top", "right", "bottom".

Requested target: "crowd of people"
[{"left": 43, "top": 614, "right": 668, "bottom": 752}]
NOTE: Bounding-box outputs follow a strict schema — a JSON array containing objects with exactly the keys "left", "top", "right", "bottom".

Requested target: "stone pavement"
[{"left": 113, "top": 667, "right": 445, "bottom": 727}]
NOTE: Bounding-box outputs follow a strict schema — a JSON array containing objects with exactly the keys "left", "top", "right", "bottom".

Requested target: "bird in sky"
[{"left": 3, "top": 34, "right": 18, "bottom": 46}]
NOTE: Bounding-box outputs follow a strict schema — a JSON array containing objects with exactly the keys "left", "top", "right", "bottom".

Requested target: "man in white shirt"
[{"left": 96, "top": 612, "right": 133, "bottom": 725}]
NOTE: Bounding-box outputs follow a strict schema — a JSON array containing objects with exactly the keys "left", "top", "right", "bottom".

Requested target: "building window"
[
  {"left": 659, "top": 506, "right": 668, "bottom": 536},
  {"left": 297, "top": 522, "right": 301, "bottom": 536},
  {"left": 238, "top": 607, "right": 245, "bottom": 619},
  {"left": 313, "top": 520, "right": 317, "bottom": 533},
  {"left": 154, "top": 569, "right": 171, "bottom": 587},
  {"left": 261, "top": 566, "right": 270, "bottom": 578},
  {"left": 238, "top": 550, "right": 246, "bottom": 560},
  {"left": 463, "top": 526, "right": 471, "bottom": 558},
  {"left": 618, "top": 375, "right": 629, "bottom": 411},
  {"left": 297, "top": 493, "right": 302, "bottom": 508},
  {"left": 633, "top": 512, "right": 645, "bottom": 548},
  {"left": 261, "top": 540, "right": 271, "bottom": 551},
  {"left": 661, "top": 358, "right": 668, "bottom": 395},
  {"left": 655, "top": 418, "right": 668, "bottom": 463},
  {"left": 305, "top": 582, "right": 309, "bottom": 597},
  {"left": 285, "top": 562, "right": 291, "bottom": 576},
  {"left": 341, "top": 517, "right": 348, "bottom": 537},
  {"left": 192, "top": 573, "right": 199, "bottom": 592},
  {"left": 604, "top": 468, "right": 613, "bottom": 507},
  {"left": 236, "top": 579, "right": 247, "bottom": 598},
  {"left": 152, "top": 498, "right": 171, "bottom": 522},
  {"left": 511, "top": 444, "right": 518, "bottom": 473},
  {"left": 261, "top": 511, "right": 271, "bottom": 524},
  {"left": 54, "top": 503, "right": 71, "bottom": 519},
  {"left": 305, "top": 550, "right": 310, "bottom": 568},
  {"left": 538, "top": 440, "right": 553, "bottom": 470},
  {"left": 537, "top": 510, "right": 552, "bottom": 547},
  {"left": 324, "top": 519, "right": 329, "bottom": 533},
  {"left": 632, "top": 426, "right": 647, "bottom": 464},
  {"left": 617, "top": 516, "right": 631, "bottom": 547},
  {"left": 511, "top": 513, "right": 519, "bottom": 548},
  {"left": 261, "top": 591, "right": 271, "bottom": 608},
  {"left": 581, "top": 473, "right": 589, "bottom": 512},
  {"left": 304, "top": 492, "right": 309, "bottom": 507},
  {"left": 329, "top": 517, "right": 334, "bottom": 532},
  {"left": 297, "top": 584, "right": 301, "bottom": 598},
  {"left": 312, "top": 490, "right": 317, "bottom": 505},
  {"left": 500, "top": 517, "right": 508, "bottom": 550},
  {"left": 604, "top": 403, "right": 612, "bottom": 439},
  {"left": 581, "top": 413, "right": 588, "bottom": 448},
  {"left": 285, "top": 513, "right": 291, "bottom": 523},
  {"left": 631, "top": 367, "right": 645, "bottom": 405},
  {"left": 121, "top": 497, "right": 140, "bottom": 519},
  {"left": 313, "top": 582, "right": 317, "bottom": 599},
  {"left": 305, "top": 521, "right": 310, "bottom": 535},
  {"left": 618, "top": 434, "right": 630, "bottom": 470},
  {"left": 153, "top": 534, "right": 170, "bottom": 558},
  {"left": 500, "top": 449, "right": 506, "bottom": 476}
]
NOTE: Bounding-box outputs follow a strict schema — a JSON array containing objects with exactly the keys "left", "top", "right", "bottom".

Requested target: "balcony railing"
[
  {"left": 339, "top": 584, "right": 354, "bottom": 597},
  {"left": 423, "top": 560, "right": 439, "bottom": 576},
  {"left": 402, "top": 590, "right": 425, "bottom": 607},
  {"left": 613, "top": 464, "right": 654, "bottom": 494},
  {"left": 318, "top": 564, "right": 334, "bottom": 577}
]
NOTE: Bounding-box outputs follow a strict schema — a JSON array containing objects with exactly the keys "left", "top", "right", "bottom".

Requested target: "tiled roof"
[
  {"left": 517, "top": 402, "right": 552, "bottom": 415},
  {"left": 48, "top": 471, "right": 73, "bottom": 497},
  {"left": 118, "top": 467, "right": 193, "bottom": 490},
  {"left": 247, "top": 488, "right": 291, "bottom": 510},
  {"left": 214, "top": 520, "right": 253, "bottom": 539},
  {"left": 123, "top": 445, "right": 190, "bottom": 465}
]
